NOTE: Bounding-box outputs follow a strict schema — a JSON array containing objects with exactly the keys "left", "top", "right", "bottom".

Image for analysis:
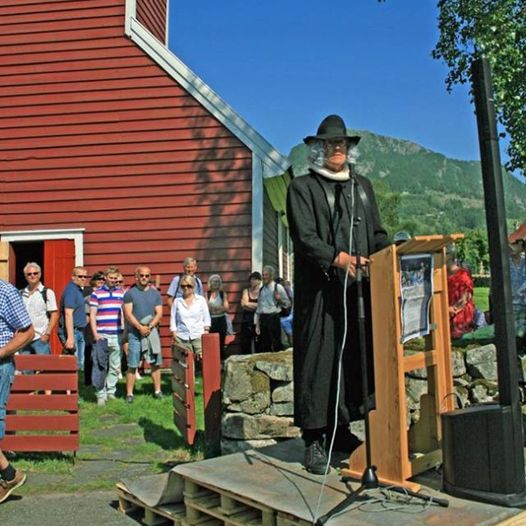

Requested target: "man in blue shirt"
[
  {"left": 124, "top": 266, "right": 163, "bottom": 403},
  {"left": 59, "top": 267, "right": 89, "bottom": 371},
  {"left": 0, "top": 278, "right": 34, "bottom": 503}
]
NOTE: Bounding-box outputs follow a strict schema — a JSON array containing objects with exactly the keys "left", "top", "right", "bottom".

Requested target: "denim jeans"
[
  {"left": 20, "top": 338, "right": 51, "bottom": 355},
  {"left": 74, "top": 328, "right": 85, "bottom": 371},
  {"left": 0, "top": 360, "right": 15, "bottom": 440},
  {"left": 58, "top": 326, "right": 86, "bottom": 370},
  {"left": 19, "top": 338, "right": 51, "bottom": 375},
  {"left": 96, "top": 334, "right": 121, "bottom": 401}
]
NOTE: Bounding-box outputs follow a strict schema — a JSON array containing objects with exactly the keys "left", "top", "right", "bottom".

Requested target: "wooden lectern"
[{"left": 342, "top": 234, "right": 462, "bottom": 491}]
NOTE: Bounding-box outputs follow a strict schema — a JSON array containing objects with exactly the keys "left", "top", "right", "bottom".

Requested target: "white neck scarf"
[{"left": 310, "top": 162, "right": 350, "bottom": 181}]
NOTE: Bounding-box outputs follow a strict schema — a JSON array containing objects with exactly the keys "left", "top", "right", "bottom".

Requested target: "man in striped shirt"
[{"left": 89, "top": 267, "right": 124, "bottom": 406}]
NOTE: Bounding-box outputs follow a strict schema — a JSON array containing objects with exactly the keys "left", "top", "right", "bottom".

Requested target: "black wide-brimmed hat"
[{"left": 303, "top": 114, "right": 361, "bottom": 145}]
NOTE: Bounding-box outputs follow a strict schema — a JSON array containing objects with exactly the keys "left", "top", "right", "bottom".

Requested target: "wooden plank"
[
  {"left": 0, "top": 434, "right": 79, "bottom": 451},
  {"left": 4, "top": 414, "right": 79, "bottom": 431},
  {"left": 7, "top": 393, "right": 78, "bottom": 411},
  {"left": 0, "top": 106, "right": 209, "bottom": 129},
  {"left": 0, "top": 5, "right": 121, "bottom": 25},
  {"left": 0, "top": 37, "right": 130, "bottom": 58},
  {"left": 12, "top": 374, "right": 78, "bottom": 391},
  {"left": 0, "top": 0, "right": 120, "bottom": 16},
  {"left": 0, "top": 91, "right": 198, "bottom": 117},
  {"left": 202, "top": 333, "right": 221, "bottom": 455},
  {"left": 0, "top": 27, "right": 123, "bottom": 47},
  {"left": 0, "top": 114, "right": 220, "bottom": 138},
  {"left": 403, "top": 350, "right": 438, "bottom": 373},
  {"left": 172, "top": 378, "right": 189, "bottom": 403},
  {"left": 14, "top": 355, "right": 78, "bottom": 371},
  {"left": 0, "top": 15, "right": 122, "bottom": 36}
]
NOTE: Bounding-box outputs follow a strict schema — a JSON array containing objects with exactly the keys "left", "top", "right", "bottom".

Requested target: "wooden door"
[
  {"left": 0, "top": 242, "right": 8, "bottom": 281},
  {"left": 44, "top": 240, "right": 76, "bottom": 355}
]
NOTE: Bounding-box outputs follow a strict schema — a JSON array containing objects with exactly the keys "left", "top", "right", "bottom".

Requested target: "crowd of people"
[{"left": 7, "top": 258, "right": 296, "bottom": 405}]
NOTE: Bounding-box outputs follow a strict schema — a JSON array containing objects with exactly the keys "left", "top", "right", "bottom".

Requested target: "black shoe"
[
  {"left": 332, "top": 427, "right": 362, "bottom": 454},
  {"left": 304, "top": 440, "right": 329, "bottom": 475}
]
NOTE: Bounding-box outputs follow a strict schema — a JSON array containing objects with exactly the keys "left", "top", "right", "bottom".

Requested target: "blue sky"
[{"left": 168, "top": 1, "right": 481, "bottom": 162}]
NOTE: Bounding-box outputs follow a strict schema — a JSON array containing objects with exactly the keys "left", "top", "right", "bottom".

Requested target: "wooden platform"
[{"left": 116, "top": 439, "right": 526, "bottom": 526}]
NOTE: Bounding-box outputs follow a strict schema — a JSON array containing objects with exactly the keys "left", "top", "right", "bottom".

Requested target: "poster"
[{"left": 399, "top": 254, "right": 434, "bottom": 343}]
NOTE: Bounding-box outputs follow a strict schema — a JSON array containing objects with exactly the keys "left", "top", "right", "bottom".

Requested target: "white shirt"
[
  {"left": 170, "top": 295, "right": 211, "bottom": 340},
  {"left": 21, "top": 283, "right": 58, "bottom": 340}
]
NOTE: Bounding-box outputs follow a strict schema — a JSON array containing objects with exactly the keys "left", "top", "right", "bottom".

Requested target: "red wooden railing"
[
  {"left": 171, "top": 333, "right": 221, "bottom": 452},
  {"left": 0, "top": 355, "right": 79, "bottom": 452}
]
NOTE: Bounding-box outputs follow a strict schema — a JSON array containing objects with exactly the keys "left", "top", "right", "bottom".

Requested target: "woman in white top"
[
  {"left": 170, "top": 275, "right": 211, "bottom": 359},
  {"left": 207, "top": 274, "right": 229, "bottom": 359}
]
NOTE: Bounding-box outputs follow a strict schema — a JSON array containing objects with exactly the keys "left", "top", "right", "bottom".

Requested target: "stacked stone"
[
  {"left": 221, "top": 350, "right": 300, "bottom": 454},
  {"left": 406, "top": 343, "right": 501, "bottom": 425}
]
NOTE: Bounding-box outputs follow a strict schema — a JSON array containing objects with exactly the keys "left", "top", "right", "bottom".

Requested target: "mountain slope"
[{"left": 288, "top": 130, "right": 526, "bottom": 235}]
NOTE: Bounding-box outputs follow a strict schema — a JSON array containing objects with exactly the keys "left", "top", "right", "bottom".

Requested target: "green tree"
[
  {"left": 433, "top": 0, "right": 526, "bottom": 176},
  {"left": 373, "top": 180, "right": 401, "bottom": 237},
  {"left": 455, "top": 228, "right": 490, "bottom": 273}
]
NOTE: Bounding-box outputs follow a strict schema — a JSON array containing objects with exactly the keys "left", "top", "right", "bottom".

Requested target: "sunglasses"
[
  {"left": 76, "top": 275, "right": 88, "bottom": 279},
  {"left": 25, "top": 272, "right": 40, "bottom": 276},
  {"left": 116, "top": 280, "right": 123, "bottom": 284},
  {"left": 139, "top": 274, "right": 151, "bottom": 278},
  {"left": 181, "top": 284, "right": 193, "bottom": 289}
]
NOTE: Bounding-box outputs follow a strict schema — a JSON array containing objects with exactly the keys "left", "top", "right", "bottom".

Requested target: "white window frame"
[{"left": 0, "top": 228, "right": 85, "bottom": 266}]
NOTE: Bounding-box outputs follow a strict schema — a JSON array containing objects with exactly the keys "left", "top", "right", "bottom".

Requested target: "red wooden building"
[{"left": 0, "top": 0, "right": 291, "bottom": 357}]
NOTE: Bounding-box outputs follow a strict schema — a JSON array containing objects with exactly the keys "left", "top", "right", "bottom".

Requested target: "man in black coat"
[{"left": 286, "top": 114, "right": 390, "bottom": 474}]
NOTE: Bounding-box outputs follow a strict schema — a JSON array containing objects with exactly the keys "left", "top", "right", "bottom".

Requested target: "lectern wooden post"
[{"left": 342, "top": 234, "right": 462, "bottom": 491}]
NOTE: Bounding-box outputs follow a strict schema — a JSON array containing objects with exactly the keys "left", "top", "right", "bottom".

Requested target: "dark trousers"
[
  {"left": 210, "top": 315, "right": 227, "bottom": 359},
  {"left": 258, "top": 313, "right": 283, "bottom": 353},
  {"left": 240, "top": 322, "right": 259, "bottom": 354}
]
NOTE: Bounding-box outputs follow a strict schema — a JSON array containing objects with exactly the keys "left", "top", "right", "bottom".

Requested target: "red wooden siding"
[
  {"left": 0, "top": 0, "right": 254, "bottom": 358},
  {"left": 137, "top": 0, "right": 167, "bottom": 44}
]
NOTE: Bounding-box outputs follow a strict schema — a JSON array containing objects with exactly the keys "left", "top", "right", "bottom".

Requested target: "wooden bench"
[{"left": 0, "top": 354, "right": 79, "bottom": 453}]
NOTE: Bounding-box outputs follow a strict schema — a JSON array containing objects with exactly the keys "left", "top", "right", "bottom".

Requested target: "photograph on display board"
[{"left": 400, "top": 254, "right": 434, "bottom": 343}]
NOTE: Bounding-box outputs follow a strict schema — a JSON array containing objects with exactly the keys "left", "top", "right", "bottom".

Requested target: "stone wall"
[
  {"left": 406, "top": 343, "right": 506, "bottom": 425},
  {"left": 221, "top": 350, "right": 300, "bottom": 454},
  {"left": 222, "top": 343, "right": 514, "bottom": 452}
]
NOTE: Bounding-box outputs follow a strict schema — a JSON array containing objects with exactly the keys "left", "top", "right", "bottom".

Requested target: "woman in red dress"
[{"left": 447, "top": 257, "right": 475, "bottom": 338}]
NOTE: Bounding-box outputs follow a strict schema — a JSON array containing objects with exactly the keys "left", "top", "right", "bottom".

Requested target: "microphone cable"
[{"left": 312, "top": 175, "right": 356, "bottom": 525}]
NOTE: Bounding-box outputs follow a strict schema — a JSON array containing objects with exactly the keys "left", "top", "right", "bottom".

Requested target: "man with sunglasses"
[
  {"left": 20, "top": 262, "right": 59, "bottom": 356},
  {"left": 59, "top": 267, "right": 89, "bottom": 370},
  {"left": 123, "top": 266, "right": 163, "bottom": 403},
  {"left": 90, "top": 268, "right": 125, "bottom": 406}
]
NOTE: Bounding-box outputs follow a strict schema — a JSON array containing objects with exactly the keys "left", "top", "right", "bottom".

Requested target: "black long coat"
[{"left": 286, "top": 170, "right": 389, "bottom": 430}]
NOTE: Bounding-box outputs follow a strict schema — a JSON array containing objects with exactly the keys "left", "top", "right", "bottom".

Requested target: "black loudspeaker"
[{"left": 441, "top": 404, "right": 526, "bottom": 506}]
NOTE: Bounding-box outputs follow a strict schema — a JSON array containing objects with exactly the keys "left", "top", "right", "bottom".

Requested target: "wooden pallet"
[
  {"left": 117, "top": 485, "right": 186, "bottom": 526},
  {"left": 182, "top": 478, "right": 276, "bottom": 526}
]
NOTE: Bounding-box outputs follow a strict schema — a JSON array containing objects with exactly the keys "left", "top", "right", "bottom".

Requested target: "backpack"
[
  {"left": 274, "top": 283, "right": 292, "bottom": 318},
  {"left": 20, "top": 287, "right": 50, "bottom": 318}
]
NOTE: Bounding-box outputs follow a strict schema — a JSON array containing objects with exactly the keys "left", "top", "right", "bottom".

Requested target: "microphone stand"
[{"left": 316, "top": 185, "right": 448, "bottom": 526}]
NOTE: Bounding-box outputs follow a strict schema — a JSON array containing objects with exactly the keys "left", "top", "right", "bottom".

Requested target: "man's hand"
[
  {"left": 65, "top": 337, "right": 75, "bottom": 351},
  {"left": 333, "top": 252, "right": 369, "bottom": 277},
  {"left": 40, "top": 333, "right": 50, "bottom": 342},
  {"left": 138, "top": 325, "right": 150, "bottom": 337}
]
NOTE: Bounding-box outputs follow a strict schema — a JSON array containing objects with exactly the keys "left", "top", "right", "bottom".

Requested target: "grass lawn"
[
  {"left": 474, "top": 286, "right": 489, "bottom": 312},
  {"left": 9, "top": 371, "right": 205, "bottom": 491}
]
